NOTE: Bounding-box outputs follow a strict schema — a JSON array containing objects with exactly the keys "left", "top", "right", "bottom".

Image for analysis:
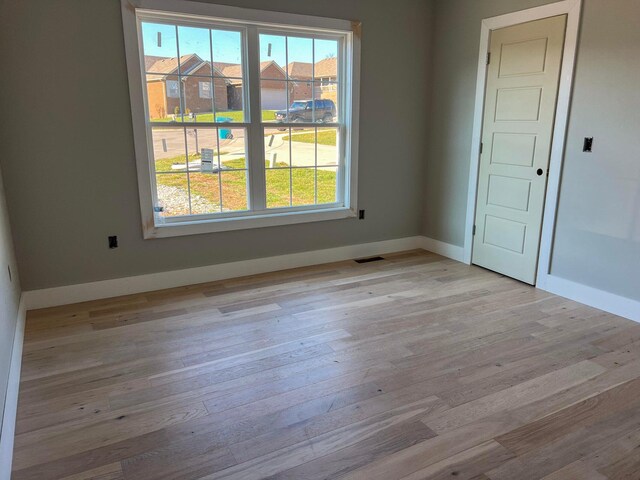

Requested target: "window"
[
  {"left": 122, "top": 0, "right": 360, "bottom": 238},
  {"left": 198, "top": 81, "right": 212, "bottom": 99},
  {"left": 166, "top": 80, "right": 179, "bottom": 98}
]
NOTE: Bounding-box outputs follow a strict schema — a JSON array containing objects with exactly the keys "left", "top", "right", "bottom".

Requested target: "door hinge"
[
  {"left": 487, "top": 52, "right": 491, "bottom": 65},
  {"left": 479, "top": 142, "right": 483, "bottom": 154},
  {"left": 473, "top": 225, "right": 477, "bottom": 236}
]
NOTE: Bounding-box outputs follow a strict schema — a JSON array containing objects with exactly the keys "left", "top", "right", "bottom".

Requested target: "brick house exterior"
[
  {"left": 286, "top": 62, "right": 314, "bottom": 102},
  {"left": 146, "top": 54, "right": 228, "bottom": 119},
  {"left": 286, "top": 58, "right": 339, "bottom": 103},
  {"left": 314, "top": 57, "right": 338, "bottom": 103},
  {"left": 144, "top": 55, "right": 338, "bottom": 117}
]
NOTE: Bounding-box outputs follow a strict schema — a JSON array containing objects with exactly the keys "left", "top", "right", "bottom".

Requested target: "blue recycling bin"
[{"left": 216, "top": 115, "right": 233, "bottom": 139}]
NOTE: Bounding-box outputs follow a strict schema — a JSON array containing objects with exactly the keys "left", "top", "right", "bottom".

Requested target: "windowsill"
[{"left": 144, "top": 207, "right": 357, "bottom": 239}]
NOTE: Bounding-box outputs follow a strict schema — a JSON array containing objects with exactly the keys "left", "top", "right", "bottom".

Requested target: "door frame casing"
[{"left": 463, "top": 0, "right": 582, "bottom": 289}]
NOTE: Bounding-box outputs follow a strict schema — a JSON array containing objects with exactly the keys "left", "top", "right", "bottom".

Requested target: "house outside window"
[{"left": 122, "top": 0, "right": 361, "bottom": 238}]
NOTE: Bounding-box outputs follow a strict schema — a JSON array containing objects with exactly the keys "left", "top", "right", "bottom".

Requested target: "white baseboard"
[
  {"left": 0, "top": 295, "right": 26, "bottom": 480},
  {"left": 23, "top": 236, "right": 426, "bottom": 310},
  {"left": 419, "top": 237, "right": 465, "bottom": 263},
  {"left": 540, "top": 274, "right": 640, "bottom": 323},
  {"left": 22, "top": 235, "right": 637, "bottom": 325}
]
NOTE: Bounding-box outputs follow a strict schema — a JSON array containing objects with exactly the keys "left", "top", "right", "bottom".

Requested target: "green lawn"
[
  {"left": 155, "top": 154, "right": 336, "bottom": 213},
  {"left": 282, "top": 129, "right": 337, "bottom": 146},
  {"left": 152, "top": 110, "right": 276, "bottom": 123}
]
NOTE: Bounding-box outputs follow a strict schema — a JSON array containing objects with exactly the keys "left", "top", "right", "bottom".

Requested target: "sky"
[{"left": 141, "top": 22, "right": 338, "bottom": 74}]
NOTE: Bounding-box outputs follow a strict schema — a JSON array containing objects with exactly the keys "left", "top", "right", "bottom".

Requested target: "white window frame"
[{"left": 121, "top": 0, "right": 361, "bottom": 239}]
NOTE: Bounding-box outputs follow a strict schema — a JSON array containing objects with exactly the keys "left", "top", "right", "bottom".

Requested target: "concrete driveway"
[{"left": 152, "top": 127, "right": 338, "bottom": 168}]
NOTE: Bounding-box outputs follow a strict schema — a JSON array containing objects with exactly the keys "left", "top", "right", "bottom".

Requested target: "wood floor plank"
[
  {"left": 495, "top": 377, "right": 640, "bottom": 455},
  {"left": 201, "top": 399, "right": 439, "bottom": 480},
  {"left": 12, "top": 250, "right": 640, "bottom": 480},
  {"left": 423, "top": 360, "right": 606, "bottom": 434},
  {"left": 397, "top": 440, "right": 514, "bottom": 480},
  {"left": 58, "top": 463, "right": 125, "bottom": 480},
  {"left": 541, "top": 461, "right": 608, "bottom": 480},
  {"left": 486, "top": 401, "right": 640, "bottom": 480}
]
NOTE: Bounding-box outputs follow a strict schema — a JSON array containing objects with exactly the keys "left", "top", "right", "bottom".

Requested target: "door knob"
[{"left": 536, "top": 168, "right": 544, "bottom": 176}]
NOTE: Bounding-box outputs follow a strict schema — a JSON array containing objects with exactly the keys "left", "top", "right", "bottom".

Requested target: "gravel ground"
[{"left": 157, "top": 184, "right": 219, "bottom": 216}]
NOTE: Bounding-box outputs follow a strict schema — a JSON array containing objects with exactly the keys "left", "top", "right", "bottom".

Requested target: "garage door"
[{"left": 261, "top": 88, "right": 287, "bottom": 110}]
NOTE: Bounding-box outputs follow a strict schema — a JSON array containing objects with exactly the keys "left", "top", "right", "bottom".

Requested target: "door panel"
[
  {"left": 484, "top": 215, "right": 527, "bottom": 253},
  {"left": 487, "top": 175, "right": 532, "bottom": 211},
  {"left": 491, "top": 133, "right": 537, "bottom": 167},
  {"left": 499, "top": 38, "right": 548, "bottom": 77},
  {"left": 473, "top": 15, "right": 567, "bottom": 284},
  {"left": 495, "top": 87, "right": 543, "bottom": 121}
]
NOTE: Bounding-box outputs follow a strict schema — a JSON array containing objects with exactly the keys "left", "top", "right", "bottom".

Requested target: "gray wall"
[
  {"left": 0, "top": 0, "right": 434, "bottom": 291},
  {"left": 423, "top": 0, "right": 640, "bottom": 300},
  {"left": 0, "top": 164, "right": 21, "bottom": 441},
  {"left": 550, "top": 0, "right": 640, "bottom": 300}
]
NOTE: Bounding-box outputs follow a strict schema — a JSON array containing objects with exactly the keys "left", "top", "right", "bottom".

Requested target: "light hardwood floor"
[{"left": 12, "top": 250, "right": 640, "bottom": 479}]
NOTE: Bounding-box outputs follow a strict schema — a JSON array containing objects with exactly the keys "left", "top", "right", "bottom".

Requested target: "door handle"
[{"left": 536, "top": 168, "right": 544, "bottom": 176}]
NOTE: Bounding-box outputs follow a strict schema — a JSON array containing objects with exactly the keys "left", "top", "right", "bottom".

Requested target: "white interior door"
[{"left": 472, "top": 15, "right": 567, "bottom": 284}]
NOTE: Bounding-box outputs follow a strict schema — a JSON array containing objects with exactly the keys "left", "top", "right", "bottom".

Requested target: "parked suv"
[{"left": 275, "top": 99, "right": 336, "bottom": 124}]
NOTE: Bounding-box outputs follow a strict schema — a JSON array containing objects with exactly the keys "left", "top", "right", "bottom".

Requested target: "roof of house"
[
  {"left": 285, "top": 58, "right": 337, "bottom": 79},
  {"left": 212, "top": 61, "right": 287, "bottom": 78},
  {"left": 144, "top": 55, "right": 168, "bottom": 71},
  {"left": 213, "top": 60, "right": 287, "bottom": 85},
  {"left": 314, "top": 57, "right": 338, "bottom": 78},
  {"left": 145, "top": 54, "right": 225, "bottom": 81},
  {"left": 287, "top": 62, "right": 313, "bottom": 79},
  {"left": 212, "top": 62, "right": 242, "bottom": 78},
  {"left": 143, "top": 55, "right": 335, "bottom": 83}
]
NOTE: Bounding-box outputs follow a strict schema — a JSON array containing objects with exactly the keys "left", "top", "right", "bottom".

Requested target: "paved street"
[{"left": 151, "top": 126, "right": 338, "bottom": 168}]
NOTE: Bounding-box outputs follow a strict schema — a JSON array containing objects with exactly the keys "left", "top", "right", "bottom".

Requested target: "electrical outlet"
[{"left": 108, "top": 236, "right": 118, "bottom": 249}]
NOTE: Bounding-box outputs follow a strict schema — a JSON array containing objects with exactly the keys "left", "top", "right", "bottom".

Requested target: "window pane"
[
  {"left": 188, "top": 173, "right": 221, "bottom": 215},
  {"left": 264, "top": 127, "right": 291, "bottom": 168},
  {"left": 218, "top": 79, "right": 244, "bottom": 122},
  {"left": 212, "top": 29, "right": 243, "bottom": 67},
  {"left": 289, "top": 82, "right": 314, "bottom": 120},
  {"left": 141, "top": 23, "right": 177, "bottom": 68},
  {"left": 261, "top": 80, "right": 288, "bottom": 123},
  {"left": 316, "top": 127, "right": 339, "bottom": 166},
  {"left": 155, "top": 173, "right": 190, "bottom": 217},
  {"left": 266, "top": 169, "right": 290, "bottom": 208},
  {"left": 219, "top": 128, "right": 247, "bottom": 170},
  {"left": 152, "top": 127, "right": 187, "bottom": 173},
  {"left": 145, "top": 74, "right": 183, "bottom": 122},
  {"left": 185, "top": 127, "right": 220, "bottom": 171},
  {"left": 221, "top": 171, "right": 248, "bottom": 211},
  {"left": 313, "top": 84, "right": 338, "bottom": 123},
  {"left": 183, "top": 76, "right": 214, "bottom": 121},
  {"left": 317, "top": 167, "right": 338, "bottom": 204},
  {"left": 210, "top": 30, "right": 245, "bottom": 123},
  {"left": 147, "top": 77, "right": 174, "bottom": 121},
  {"left": 289, "top": 128, "right": 316, "bottom": 167},
  {"left": 177, "top": 26, "right": 212, "bottom": 74},
  {"left": 287, "top": 97, "right": 309, "bottom": 124},
  {"left": 148, "top": 74, "right": 183, "bottom": 120},
  {"left": 291, "top": 168, "right": 316, "bottom": 206},
  {"left": 287, "top": 36, "right": 313, "bottom": 80},
  {"left": 259, "top": 34, "right": 286, "bottom": 77},
  {"left": 315, "top": 39, "right": 339, "bottom": 75}
]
